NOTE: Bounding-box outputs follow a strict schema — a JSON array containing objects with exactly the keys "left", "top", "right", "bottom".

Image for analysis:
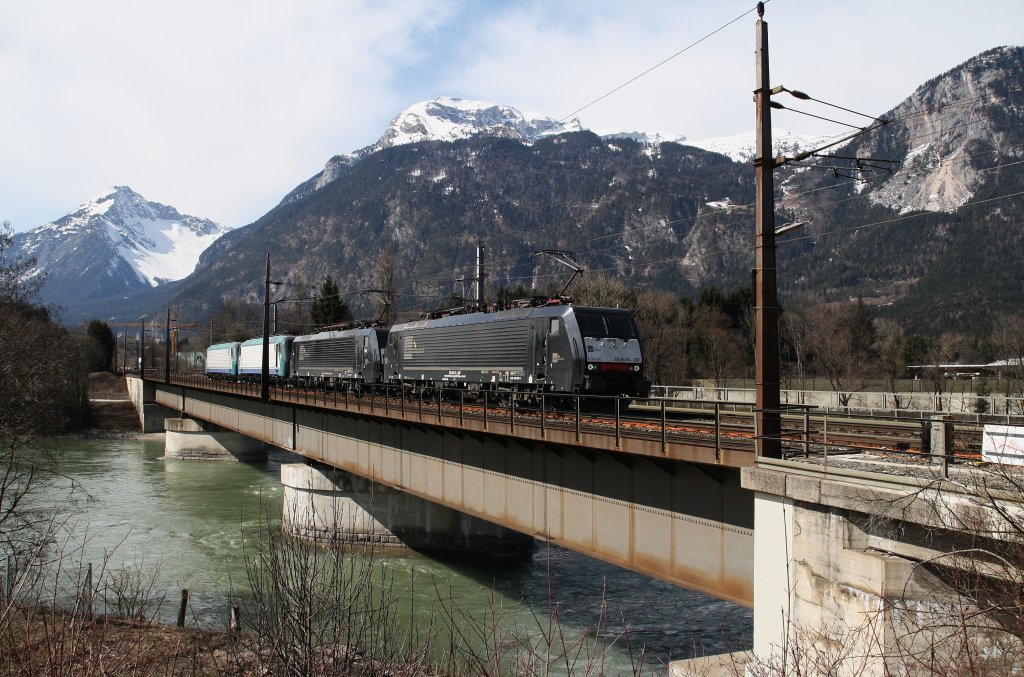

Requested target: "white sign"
[{"left": 982, "top": 425, "right": 1024, "bottom": 465}]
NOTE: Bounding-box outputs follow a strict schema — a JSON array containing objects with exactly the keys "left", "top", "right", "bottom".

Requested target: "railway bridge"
[
  {"left": 128, "top": 375, "right": 1012, "bottom": 675},
  {"left": 132, "top": 374, "right": 767, "bottom": 606}
]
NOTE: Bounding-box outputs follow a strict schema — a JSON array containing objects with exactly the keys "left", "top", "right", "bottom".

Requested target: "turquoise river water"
[{"left": 37, "top": 437, "right": 751, "bottom": 671}]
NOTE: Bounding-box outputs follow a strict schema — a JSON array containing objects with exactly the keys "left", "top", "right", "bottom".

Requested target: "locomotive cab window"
[
  {"left": 549, "top": 318, "right": 560, "bottom": 336},
  {"left": 574, "top": 311, "right": 638, "bottom": 339}
]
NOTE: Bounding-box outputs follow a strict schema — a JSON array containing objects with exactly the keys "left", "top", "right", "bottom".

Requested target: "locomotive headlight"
[
  {"left": 587, "top": 363, "right": 596, "bottom": 371},
  {"left": 632, "top": 365, "right": 640, "bottom": 372}
]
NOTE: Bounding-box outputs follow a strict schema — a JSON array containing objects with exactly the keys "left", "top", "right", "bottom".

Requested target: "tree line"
[{"left": 568, "top": 274, "right": 1024, "bottom": 401}]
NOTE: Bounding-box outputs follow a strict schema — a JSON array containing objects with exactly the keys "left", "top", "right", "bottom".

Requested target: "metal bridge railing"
[{"left": 158, "top": 372, "right": 988, "bottom": 470}]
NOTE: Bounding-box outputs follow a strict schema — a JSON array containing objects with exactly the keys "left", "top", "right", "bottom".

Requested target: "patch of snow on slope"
[{"left": 107, "top": 218, "right": 224, "bottom": 286}]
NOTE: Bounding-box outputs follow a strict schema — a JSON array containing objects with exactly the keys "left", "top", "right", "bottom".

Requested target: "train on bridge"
[{"left": 206, "top": 303, "right": 651, "bottom": 401}]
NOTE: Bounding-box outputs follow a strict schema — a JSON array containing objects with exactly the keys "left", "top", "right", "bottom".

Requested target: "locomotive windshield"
[{"left": 574, "top": 310, "right": 638, "bottom": 339}]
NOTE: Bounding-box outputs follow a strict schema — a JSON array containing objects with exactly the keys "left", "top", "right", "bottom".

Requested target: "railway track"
[{"left": 176, "top": 374, "right": 981, "bottom": 459}]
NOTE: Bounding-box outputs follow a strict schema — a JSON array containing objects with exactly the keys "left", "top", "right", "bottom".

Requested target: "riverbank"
[
  {"left": 2, "top": 607, "right": 242, "bottom": 675},
  {"left": 86, "top": 372, "right": 140, "bottom": 432},
  {"left": 2, "top": 606, "right": 443, "bottom": 676}
]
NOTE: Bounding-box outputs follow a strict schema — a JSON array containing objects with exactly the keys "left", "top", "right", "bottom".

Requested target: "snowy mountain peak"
[
  {"left": 686, "top": 129, "right": 842, "bottom": 164},
  {"left": 371, "top": 97, "right": 583, "bottom": 151},
  {"left": 16, "top": 186, "right": 230, "bottom": 293},
  {"left": 291, "top": 95, "right": 832, "bottom": 202}
]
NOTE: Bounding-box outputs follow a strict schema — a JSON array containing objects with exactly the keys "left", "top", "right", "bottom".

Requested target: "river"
[{"left": 36, "top": 436, "right": 751, "bottom": 671}]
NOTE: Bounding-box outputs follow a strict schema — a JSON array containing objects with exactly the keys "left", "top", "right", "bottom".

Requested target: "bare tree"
[
  {"left": 633, "top": 291, "right": 690, "bottom": 386},
  {"left": 210, "top": 298, "right": 262, "bottom": 342},
  {"left": 990, "top": 313, "right": 1024, "bottom": 414},
  {"left": 780, "top": 300, "right": 814, "bottom": 383},
  {"left": 875, "top": 318, "right": 911, "bottom": 409},
  {"left": 373, "top": 248, "right": 398, "bottom": 325},
  {"left": 802, "top": 300, "right": 871, "bottom": 406},
  {"left": 693, "top": 305, "right": 745, "bottom": 384},
  {"left": 572, "top": 274, "right": 637, "bottom": 310},
  {"left": 919, "top": 332, "right": 976, "bottom": 412}
]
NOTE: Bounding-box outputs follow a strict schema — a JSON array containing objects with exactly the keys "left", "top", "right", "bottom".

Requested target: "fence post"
[
  {"left": 575, "top": 395, "right": 581, "bottom": 442},
  {"left": 541, "top": 394, "right": 547, "bottom": 439},
  {"left": 929, "top": 415, "right": 954, "bottom": 478},
  {"left": 177, "top": 588, "right": 189, "bottom": 627},
  {"left": 661, "top": 398, "right": 667, "bottom": 455},
  {"left": 715, "top": 402, "right": 721, "bottom": 461},
  {"left": 802, "top": 411, "right": 810, "bottom": 457},
  {"left": 614, "top": 397, "right": 621, "bottom": 449}
]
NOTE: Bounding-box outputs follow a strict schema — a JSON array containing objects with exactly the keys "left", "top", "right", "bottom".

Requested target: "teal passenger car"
[{"left": 238, "top": 336, "right": 294, "bottom": 378}]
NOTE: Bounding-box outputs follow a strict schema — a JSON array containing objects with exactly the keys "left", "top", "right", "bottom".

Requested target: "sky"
[{"left": 2, "top": 0, "right": 1021, "bottom": 233}]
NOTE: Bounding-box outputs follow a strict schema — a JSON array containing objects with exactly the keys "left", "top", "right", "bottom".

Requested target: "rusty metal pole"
[
  {"left": 140, "top": 319, "right": 145, "bottom": 379},
  {"left": 261, "top": 254, "right": 271, "bottom": 402},
  {"left": 754, "top": 2, "right": 781, "bottom": 459},
  {"left": 164, "top": 307, "right": 171, "bottom": 384}
]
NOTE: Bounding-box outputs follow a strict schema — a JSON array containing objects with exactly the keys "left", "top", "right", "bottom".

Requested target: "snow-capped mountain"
[
  {"left": 285, "top": 96, "right": 826, "bottom": 206},
  {"left": 686, "top": 128, "right": 841, "bottom": 164},
  {"left": 11, "top": 186, "right": 229, "bottom": 318},
  {"left": 599, "top": 130, "right": 688, "bottom": 146},
  {"left": 282, "top": 97, "right": 584, "bottom": 206},
  {"left": 372, "top": 96, "right": 582, "bottom": 152}
]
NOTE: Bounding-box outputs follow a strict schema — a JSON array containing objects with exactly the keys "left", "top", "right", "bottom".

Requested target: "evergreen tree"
[
  {"left": 310, "top": 276, "right": 352, "bottom": 327},
  {"left": 85, "top": 319, "right": 116, "bottom": 371}
]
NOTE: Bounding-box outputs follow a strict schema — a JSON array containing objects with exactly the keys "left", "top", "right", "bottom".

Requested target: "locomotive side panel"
[
  {"left": 293, "top": 335, "right": 358, "bottom": 379},
  {"left": 291, "top": 328, "right": 388, "bottom": 384},
  {"left": 393, "top": 320, "right": 534, "bottom": 387}
]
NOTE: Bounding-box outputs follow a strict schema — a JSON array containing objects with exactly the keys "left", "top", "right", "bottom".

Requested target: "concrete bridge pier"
[
  {"left": 164, "top": 417, "right": 267, "bottom": 461},
  {"left": 281, "top": 462, "right": 535, "bottom": 557}
]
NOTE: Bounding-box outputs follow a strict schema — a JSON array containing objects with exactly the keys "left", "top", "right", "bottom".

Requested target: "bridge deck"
[
  {"left": 169, "top": 373, "right": 758, "bottom": 468},
  {"left": 143, "top": 377, "right": 757, "bottom": 607}
]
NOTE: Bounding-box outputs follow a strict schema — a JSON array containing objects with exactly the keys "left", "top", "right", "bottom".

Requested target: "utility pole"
[
  {"left": 140, "top": 320, "right": 146, "bottom": 379},
  {"left": 754, "top": 1, "right": 781, "bottom": 459},
  {"left": 261, "top": 254, "right": 271, "bottom": 402},
  {"left": 164, "top": 307, "right": 171, "bottom": 383},
  {"left": 475, "top": 242, "right": 486, "bottom": 312}
]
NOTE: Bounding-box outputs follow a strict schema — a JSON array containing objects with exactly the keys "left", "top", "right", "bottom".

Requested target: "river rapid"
[{"left": 36, "top": 437, "right": 751, "bottom": 671}]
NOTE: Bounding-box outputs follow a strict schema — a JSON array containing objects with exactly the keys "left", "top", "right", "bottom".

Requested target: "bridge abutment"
[
  {"left": 281, "top": 462, "right": 535, "bottom": 557},
  {"left": 743, "top": 460, "right": 1022, "bottom": 675},
  {"left": 126, "top": 376, "right": 177, "bottom": 432}
]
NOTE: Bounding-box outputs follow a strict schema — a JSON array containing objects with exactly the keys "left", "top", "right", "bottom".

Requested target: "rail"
[{"left": 149, "top": 372, "right": 984, "bottom": 469}]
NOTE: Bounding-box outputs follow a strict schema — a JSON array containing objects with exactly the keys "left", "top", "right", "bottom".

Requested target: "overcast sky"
[{"left": 2, "top": 0, "right": 1021, "bottom": 232}]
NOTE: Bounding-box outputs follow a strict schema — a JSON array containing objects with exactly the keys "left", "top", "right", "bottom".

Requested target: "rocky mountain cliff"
[
  {"left": 775, "top": 46, "right": 1024, "bottom": 332},
  {"left": 173, "top": 132, "right": 751, "bottom": 321}
]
